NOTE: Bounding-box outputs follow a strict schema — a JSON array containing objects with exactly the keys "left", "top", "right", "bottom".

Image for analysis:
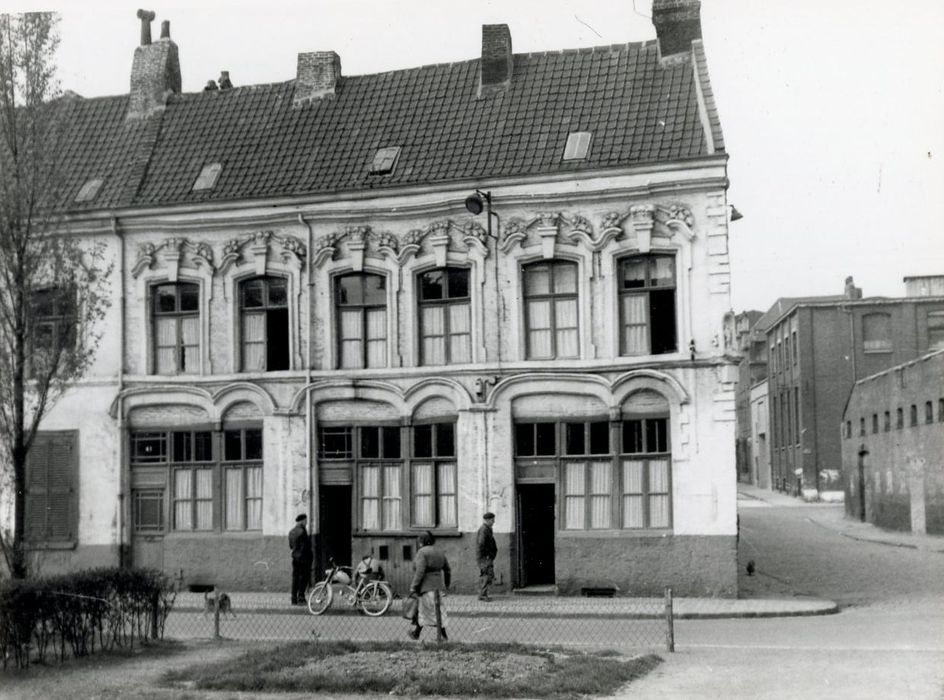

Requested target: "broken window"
[
  {"left": 523, "top": 260, "right": 579, "bottom": 359},
  {"left": 418, "top": 267, "right": 471, "bottom": 365},
  {"left": 619, "top": 254, "right": 677, "bottom": 356},
  {"left": 152, "top": 282, "right": 199, "bottom": 374},
  {"left": 240, "top": 276, "right": 289, "bottom": 371},
  {"left": 336, "top": 273, "right": 387, "bottom": 369}
]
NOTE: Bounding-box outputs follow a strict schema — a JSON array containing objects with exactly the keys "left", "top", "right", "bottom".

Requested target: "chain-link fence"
[{"left": 164, "top": 588, "right": 675, "bottom": 651}]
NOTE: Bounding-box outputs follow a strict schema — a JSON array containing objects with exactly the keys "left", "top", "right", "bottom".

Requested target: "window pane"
[
  {"left": 438, "top": 462, "right": 457, "bottom": 527},
  {"left": 267, "top": 278, "right": 287, "bottom": 307},
  {"left": 622, "top": 460, "right": 644, "bottom": 529},
  {"left": 414, "top": 425, "right": 432, "bottom": 458},
  {"left": 194, "top": 432, "right": 213, "bottom": 461},
  {"left": 320, "top": 427, "right": 352, "bottom": 458},
  {"left": 535, "top": 423, "right": 556, "bottom": 455},
  {"left": 155, "top": 285, "right": 177, "bottom": 313},
  {"left": 420, "top": 270, "right": 444, "bottom": 300},
  {"left": 524, "top": 264, "right": 550, "bottom": 296},
  {"left": 447, "top": 268, "right": 470, "bottom": 298},
  {"left": 382, "top": 465, "right": 401, "bottom": 530},
  {"left": 174, "top": 471, "right": 192, "bottom": 530},
  {"left": 337, "top": 275, "right": 362, "bottom": 305},
  {"left": 224, "top": 430, "right": 242, "bottom": 461},
  {"left": 448, "top": 303, "right": 471, "bottom": 363},
  {"left": 515, "top": 423, "right": 534, "bottom": 456},
  {"left": 366, "top": 309, "right": 387, "bottom": 367},
  {"left": 361, "top": 427, "right": 379, "bottom": 458},
  {"left": 382, "top": 427, "right": 401, "bottom": 459},
  {"left": 225, "top": 468, "right": 243, "bottom": 530},
  {"left": 528, "top": 300, "right": 553, "bottom": 358},
  {"left": 132, "top": 433, "right": 166, "bottom": 463},
  {"left": 553, "top": 262, "right": 577, "bottom": 294},
  {"left": 245, "top": 429, "right": 263, "bottom": 460},
  {"left": 565, "top": 423, "right": 585, "bottom": 455},
  {"left": 647, "top": 419, "right": 668, "bottom": 453},
  {"left": 362, "top": 466, "right": 380, "bottom": 530},
  {"left": 622, "top": 421, "right": 644, "bottom": 453},
  {"left": 436, "top": 423, "right": 455, "bottom": 457},
  {"left": 179, "top": 284, "right": 199, "bottom": 312},
  {"left": 246, "top": 467, "right": 263, "bottom": 530},
  {"left": 589, "top": 422, "right": 609, "bottom": 454},
  {"left": 242, "top": 279, "right": 265, "bottom": 308},
  {"left": 173, "top": 432, "right": 191, "bottom": 462},
  {"left": 649, "top": 256, "right": 675, "bottom": 287},
  {"left": 422, "top": 306, "right": 445, "bottom": 365},
  {"left": 622, "top": 295, "right": 649, "bottom": 355},
  {"left": 621, "top": 259, "right": 647, "bottom": 289},
  {"left": 555, "top": 299, "right": 579, "bottom": 357},
  {"left": 363, "top": 274, "right": 386, "bottom": 306},
  {"left": 413, "top": 463, "right": 433, "bottom": 526},
  {"left": 565, "top": 462, "right": 585, "bottom": 529}
]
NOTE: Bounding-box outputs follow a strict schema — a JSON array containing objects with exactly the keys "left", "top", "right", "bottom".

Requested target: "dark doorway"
[
  {"left": 516, "top": 484, "right": 555, "bottom": 587},
  {"left": 318, "top": 485, "right": 352, "bottom": 573}
]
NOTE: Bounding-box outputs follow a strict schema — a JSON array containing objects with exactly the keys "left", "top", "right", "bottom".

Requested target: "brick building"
[
  {"left": 764, "top": 277, "right": 944, "bottom": 501},
  {"left": 10, "top": 1, "right": 741, "bottom": 596},
  {"left": 842, "top": 350, "right": 944, "bottom": 534}
]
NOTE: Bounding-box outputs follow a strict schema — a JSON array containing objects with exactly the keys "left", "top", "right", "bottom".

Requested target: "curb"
[{"left": 806, "top": 517, "right": 944, "bottom": 554}]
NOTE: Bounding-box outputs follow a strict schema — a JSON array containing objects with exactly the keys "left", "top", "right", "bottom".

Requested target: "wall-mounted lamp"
[{"left": 729, "top": 205, "right": 744, "bottom": 222}]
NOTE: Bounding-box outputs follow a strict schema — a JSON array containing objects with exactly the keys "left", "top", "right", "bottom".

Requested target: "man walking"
[
  {"left": 288, "top": 513, "right": 313, "bottom": 605},
  {"left": 476, "top": 511, "right": 497, "bottom": 601}
]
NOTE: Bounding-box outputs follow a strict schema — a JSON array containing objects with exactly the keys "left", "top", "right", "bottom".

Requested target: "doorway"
[
  {"left": 516, "top": 484, "right": 555, "bottom": 588},
  {"left": 318, "top": 485, "right": 352, "bottom": 574}
]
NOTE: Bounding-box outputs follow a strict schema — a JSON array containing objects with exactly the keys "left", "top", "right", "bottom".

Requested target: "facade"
[
  {"left": 842, "top": 350, "right": 944, "bottom": 534},
  {"left": 765, "top": 277, "right": 944, "bottom": 501},
  {"left": 749, "top": 380, "right": 770, "bottom": 489},
  {"left": 12, "top": 1, "right": 741, "bottom": 596},
  {"left": 731, "top": 310, "right": 764, "bottom": 484}
]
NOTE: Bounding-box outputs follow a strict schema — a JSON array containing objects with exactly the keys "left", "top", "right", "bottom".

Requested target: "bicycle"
[{"left": 306, "top": 558, "right": 393, "bottom": 616}]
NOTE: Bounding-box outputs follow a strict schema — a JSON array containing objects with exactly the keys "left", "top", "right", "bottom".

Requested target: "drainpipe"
[
  {"left": 112, "top": 218, "right": 127, "bottom": 567},
  {"left": 298, "top": 214, "right": 314, "bottom": 525}
]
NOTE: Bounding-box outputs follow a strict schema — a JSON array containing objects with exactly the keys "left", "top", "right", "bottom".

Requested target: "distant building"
[
  {"left": 731, "top": 310, "right": 764, "bottom": 484},
  {"left": 749, "top": 380, "right": 770, "bottom": 488},
  {"left": 764, "top": 276, "right": 944, "bottom": 501},
  {"left": 842, "top": 350, "right": 944, "bottom": 534}
]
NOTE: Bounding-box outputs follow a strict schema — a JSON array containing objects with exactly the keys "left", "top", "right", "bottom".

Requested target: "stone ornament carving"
[
  {"left": 313, "top": 219, "right": 489, "bottom": 269},
  {"left": 132, "top": 237, "right": 215, "bottom": 280},
  {"left": 219, "top": 230, "right": 307, "bottom": 276}
]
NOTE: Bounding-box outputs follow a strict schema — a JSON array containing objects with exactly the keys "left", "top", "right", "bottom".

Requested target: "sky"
[{"left": 4, "top": 0, "right": 943, "bottom": 312}]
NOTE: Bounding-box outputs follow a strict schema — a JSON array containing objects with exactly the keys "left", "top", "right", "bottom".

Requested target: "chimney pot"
[
  {"left": 652, "top": 0, "right": 702, "bottom": 57},
  {"left": 294, "top": 51, "right": 341, "bottom": 105},
  {"left": 136, "top": 8, "right": 156, "bottom": 46},
  {"left": 161, "top": 20, "right": 170, "bottom": 40},
  {"left": 478, "top": 24, "right": 513, "bottom": 98}
]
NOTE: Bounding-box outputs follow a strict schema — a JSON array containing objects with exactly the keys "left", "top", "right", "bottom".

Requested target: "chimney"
[
  {"left": 127, "top": 10, "right": 181, "bottom": 120},
  {"left": 478, "top": 24, "right": 512, "bottom": 98},
  {"left": 844, "top": 276, "right": 863, "bottom": 300},
  {"left": 294, "top": 52, "right": 341, "bottom": 106},
  {"left": 652, "top": 0, "right": 702, "bottom": 57}
]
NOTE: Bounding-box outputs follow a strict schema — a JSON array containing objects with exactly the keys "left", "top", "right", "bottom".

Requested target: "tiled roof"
[{"left": 54, "top": 39, "right": 724, "bottom": 213}]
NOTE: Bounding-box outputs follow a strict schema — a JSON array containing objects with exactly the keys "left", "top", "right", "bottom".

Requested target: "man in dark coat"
[
  {"left": 288, "top": 513, "right": 313, "bottom": 605},
  {"left": 476, "top": 511, "right": 497, "bottom": 601}
]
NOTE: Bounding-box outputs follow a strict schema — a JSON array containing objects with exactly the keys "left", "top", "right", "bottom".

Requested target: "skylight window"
[
  {"left": 562, "top": 132, "right": 592, "bottom": 161},
  {"left": 74, "top": 178, "right": 103, "bottom": 203},
  {"left": 192, "top": 162, "right": 222, "bottom": 191},
  {"left": 369, "top": 147, "right": 401, "bottom": 175}
]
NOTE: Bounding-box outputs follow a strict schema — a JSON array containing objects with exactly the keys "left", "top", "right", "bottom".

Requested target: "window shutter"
[{"left": 25, "top": 433, "right": 76, "bottom": 543}]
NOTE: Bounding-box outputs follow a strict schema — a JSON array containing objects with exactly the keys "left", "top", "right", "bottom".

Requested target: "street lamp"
[{"left": 464, "top": 189, "right": 499, "bottom": 240}]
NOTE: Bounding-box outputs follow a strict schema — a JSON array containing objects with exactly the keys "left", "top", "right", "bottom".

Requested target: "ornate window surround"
[
  {"left": 132, "top": 237, "right": 216, "bottom": 375},
  {"left": 218, "top": 230, "right": 307, "bottom": 372}
]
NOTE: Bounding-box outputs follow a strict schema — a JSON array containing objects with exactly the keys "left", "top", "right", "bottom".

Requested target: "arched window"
[
  {"left": 522, "top": 260, "right": 578, "bottom": 359},
  {"left": 417, "top": 267, "right": 471, "bottom": 365},
  {"left": 239, "top": 276, "right": 289, "bottom": 371},
  {"left": 152, "top": 282, "right": 199, "bottom": 374},
  {"left": 335, "top": 273, "right": 387, "bottom": 369},
  {"left": 618, "top": 254, "right": 677, "bottom": 356}
]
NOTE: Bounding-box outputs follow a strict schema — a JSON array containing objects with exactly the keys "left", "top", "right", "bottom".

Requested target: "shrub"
[{"left": 0, "top": 567, "right": 176, "bottom": 669}]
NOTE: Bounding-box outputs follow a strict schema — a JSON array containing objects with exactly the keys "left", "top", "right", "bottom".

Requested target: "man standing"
[
  {"left": 288, "top": 513, "right": 313, "bottom": 605},
  {"left": 476, "top": 511, "right": 497, "bottom": 601}
]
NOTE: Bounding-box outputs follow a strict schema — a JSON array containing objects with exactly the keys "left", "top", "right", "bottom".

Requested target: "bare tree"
[{"left": 0, "top": 13, "right": 111, "bottom": 578}]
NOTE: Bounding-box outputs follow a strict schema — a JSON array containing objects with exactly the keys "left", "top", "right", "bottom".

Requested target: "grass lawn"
[{"left": 162, "top": 640, "right": 662, "bottom": 698}]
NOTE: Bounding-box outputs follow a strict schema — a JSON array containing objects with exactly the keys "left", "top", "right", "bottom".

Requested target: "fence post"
[
  {"left": 434, "top": 590, "right": 443, "bottom": 643},
  {"left": 213, "top": 589, "right": 221, "bottom": 640},
  {"left": 664, "top": 587, "right": 675, "bottom": 653},
  {"left": 150, "top": 589, "right": 159, "bottom": 640}
]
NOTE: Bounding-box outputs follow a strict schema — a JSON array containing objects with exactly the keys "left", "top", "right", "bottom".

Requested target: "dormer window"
[
  {"left": 74, "top": 178, "right": 103, "bottom": 203},
  {"left": 193, "top": 163, "right": 222, "bottom": 191},
  {"left": 369, "top": 147, "right": 401, "bottom": 175},
  {"left": 562, "top": 132, "right": 591, "bottom": 161}
]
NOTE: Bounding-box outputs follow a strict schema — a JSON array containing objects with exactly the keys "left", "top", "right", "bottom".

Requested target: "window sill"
[
  {"left": 557, "top": 529, "right": 673, "bottom": 539},
  {"left": 354, "top": 529, "right": 462, "bottom": 538},
  {"left": 26, "top": 541, "right": 77, "bottom": 551}
]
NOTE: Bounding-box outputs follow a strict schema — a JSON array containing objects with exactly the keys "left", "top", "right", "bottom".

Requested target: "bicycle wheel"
[
  {"left": 307, "top": 582, "right": 332, "bottom": 615},
  {"left": 358, "top": 581, "right": 392, "bottom": 616}
]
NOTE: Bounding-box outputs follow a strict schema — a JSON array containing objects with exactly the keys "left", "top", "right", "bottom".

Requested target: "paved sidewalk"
[{"left": 739, "top": 484, "right": 944, "bottom": 553}]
